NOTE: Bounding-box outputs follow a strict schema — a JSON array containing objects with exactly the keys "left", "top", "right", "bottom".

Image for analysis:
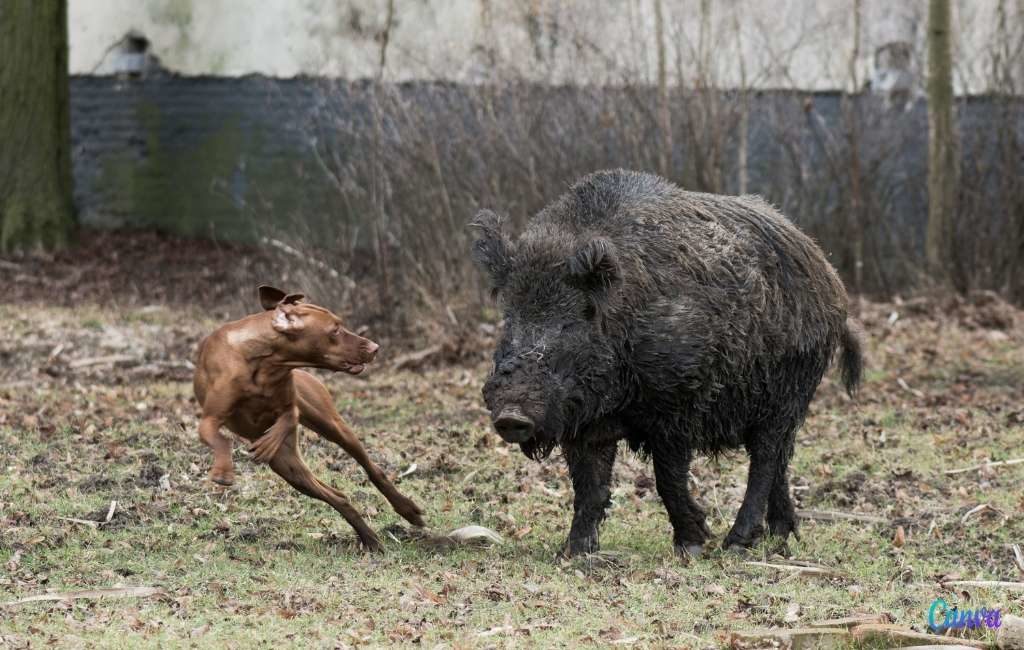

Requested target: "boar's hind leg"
[
  {"left": 562, "top": 441, "right": 618, "bottom": 557},
  {"left": 724, "top": 424, "right": 799, "bottom": 549},
  {"left": 651, "top": 446, "right": 711, "bottom": 557},
  {"left": 766, "top": 433, "right": 799, "bottom": 540}
]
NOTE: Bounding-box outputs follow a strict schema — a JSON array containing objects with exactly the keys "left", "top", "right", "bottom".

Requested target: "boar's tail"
[{"left": 839, "top": 318, "right": 865, "bottom": 397}]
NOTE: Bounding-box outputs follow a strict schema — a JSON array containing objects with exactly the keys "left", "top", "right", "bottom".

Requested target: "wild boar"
[{"left": 471, "top": 169, "right": 863, "bottom": 556}]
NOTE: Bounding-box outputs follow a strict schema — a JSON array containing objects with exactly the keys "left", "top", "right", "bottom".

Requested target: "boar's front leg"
[
  {"left": 561, "top": 440, "right": 618, "bottom": 557},
  {"left": 650, "top": 444, "right": 711, "bottom": 557}
]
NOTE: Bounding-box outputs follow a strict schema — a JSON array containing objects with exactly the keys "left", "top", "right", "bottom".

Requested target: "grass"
[{"left": 1, "top": 302, "right": 1023, "bottom": 648}]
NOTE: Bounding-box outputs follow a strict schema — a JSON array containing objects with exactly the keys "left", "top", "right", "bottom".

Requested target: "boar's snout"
[{"left": 493, "top": 405, "right": 535, "bottom": 443}]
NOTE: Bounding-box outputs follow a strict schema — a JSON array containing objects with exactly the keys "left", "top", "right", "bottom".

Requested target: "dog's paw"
[
  {"left": 360, "top": 532, "right": 385, "bottom": 553},
  {"left": 393, "top": 497, "right": 426, "bottom": 527},
  {"left": 209, "top": 467, "right": 235, "bottom": 486}
]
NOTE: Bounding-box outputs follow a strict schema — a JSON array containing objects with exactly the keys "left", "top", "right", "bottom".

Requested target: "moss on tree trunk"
[{"left": 0, "top": 0, "right": 74, "bottom": 252}]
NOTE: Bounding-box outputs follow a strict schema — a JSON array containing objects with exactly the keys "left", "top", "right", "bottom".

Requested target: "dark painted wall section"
[
  {"left": 69, "top": 76, "right": 1022, "bottom": 264},
  {"left": 71, "top": 75, "right": 336, "bottom": 240}
]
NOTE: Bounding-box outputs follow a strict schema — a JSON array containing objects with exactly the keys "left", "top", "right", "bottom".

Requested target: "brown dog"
[{"left": 193, "top": 285, "right": 424, "bottom": 550}]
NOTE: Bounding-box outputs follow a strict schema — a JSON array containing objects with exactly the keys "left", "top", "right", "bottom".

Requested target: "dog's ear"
[
  {"left": 259, "top": 285, "right": 305, "bottom": 310},
  {"left": 259, "top": 286, "right": 287, "bottom": 310},
  {"left": 271, "top": 304, "right": 306, "bottom": 334}
]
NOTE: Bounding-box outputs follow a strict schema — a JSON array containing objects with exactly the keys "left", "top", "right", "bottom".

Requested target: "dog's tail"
[{"left": 839, "top": 318, "right": 865, "bottom": 397}]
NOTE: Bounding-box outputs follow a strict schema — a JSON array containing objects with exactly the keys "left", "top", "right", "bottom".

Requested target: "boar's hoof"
[
  {"left": 561, "top": 534, "right": 599, "bottom": 558},
  {"left": 674, "top": 543, "right": 705, "bottom": 558},
  {"left": 493, "top": 406, "right": 535, "bottom": 443},
  {"left": 767, "top": 517, "right": 800, "bottom": 540},
  {"left": 722, "top": 525, "right": 763, "bottom": 551}
]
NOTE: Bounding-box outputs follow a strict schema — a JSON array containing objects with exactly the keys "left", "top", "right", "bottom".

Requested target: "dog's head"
[{"left": 258, "top": 285, "right": 378, "bottom": 374}]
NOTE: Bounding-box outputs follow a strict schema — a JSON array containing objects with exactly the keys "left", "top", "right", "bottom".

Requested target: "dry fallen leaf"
[{"left": 447, "top": 525, "right": 503, "bottom": 545}]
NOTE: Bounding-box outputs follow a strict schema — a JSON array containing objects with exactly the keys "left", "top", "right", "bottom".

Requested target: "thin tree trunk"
[
  {"left": 377, "top": 0, "right": 396, "bottom": 81},
  {"left": 732, "top": 10, "right": 749, "bottom": 195},
  {"left": 847, "top": 0, "right": 866, "bottom": 307},
  {"left": 925, "top": 0, "right": 957, "bottom": 286},
  {"left": 0, "top": 0, "right": 74, "bottom": 251},
  {"left": 653, "top": 0, "right": 672, "bottom": 178}
]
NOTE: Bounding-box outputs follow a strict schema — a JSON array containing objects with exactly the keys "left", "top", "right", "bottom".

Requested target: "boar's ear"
[
  {"left": 469, "top": 209, "right": 513, "bottom": 294},
  {"left": 258, "top": 285, "right": 287, "bottom": 310},
  {"left": 565, "top": 237, "right": 620, "bottom": 294}
]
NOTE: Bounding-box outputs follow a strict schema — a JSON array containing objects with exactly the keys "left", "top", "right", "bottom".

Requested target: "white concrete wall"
[{"left": 69, "top": 0, "right": 1023, "bottom": 92}]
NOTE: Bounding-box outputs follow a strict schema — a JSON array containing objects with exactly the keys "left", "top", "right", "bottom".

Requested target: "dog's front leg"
[{"left": 249, "top": 407, "right": 298, "bottom": 463}]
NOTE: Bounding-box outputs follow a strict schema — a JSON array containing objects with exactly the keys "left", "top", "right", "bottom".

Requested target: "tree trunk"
[
  {"left": 653, "top": 0, "right": 672, "bottom": 178},
  {"left": 925, "top": 0, "right": 956, "bottom": 285},
  {"left": 0, "top": 0, "right": 74, "bottom": 252}
]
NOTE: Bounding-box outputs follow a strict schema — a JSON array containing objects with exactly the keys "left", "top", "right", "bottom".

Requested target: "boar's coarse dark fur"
[{"left": 472, "top": 169, "right": 864, "bottom": 556}]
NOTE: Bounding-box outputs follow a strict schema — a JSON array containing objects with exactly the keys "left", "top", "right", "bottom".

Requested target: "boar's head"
[{"left": 471, "top": 210, "right": 627, "bottom": 459}]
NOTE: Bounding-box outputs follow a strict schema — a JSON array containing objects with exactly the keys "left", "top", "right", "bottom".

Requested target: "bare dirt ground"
[{"left": 1, "top": 232, "right": 1023, "bottom": 648}]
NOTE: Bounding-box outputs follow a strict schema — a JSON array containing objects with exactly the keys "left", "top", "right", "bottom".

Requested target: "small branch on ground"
[
  {"left": 743, "top": 561, "right": 839, "bottom": 577},
  {"left": 944, "top": 458, "right": 1024, "bottom": 475},
  {"left": 797, "top": 509, "right": 888, "bottom": 524},
  {"left": 939, "top": 580, "right": 1024, "bottom": 591},
  {"left": 4, "top": 586, "right": 165, "bottom": 607}
]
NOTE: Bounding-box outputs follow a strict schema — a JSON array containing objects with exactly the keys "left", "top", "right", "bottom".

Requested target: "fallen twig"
[
  {"left": 391, "top": 344, "right": 444, "bottom": 371},
  {"left": 477, "top": 625, "right": 515, "bottom": 638},
  {"left": 939, "top": 580, "right": 1024, "bottom": 591},
  {"left": 1011, "top": 544, "right": 1024, "bottom": 576},
  {"left": 896, "top": 377, "right": 925, "bottom": 398},
  {"left": 57, "top": 517, "right": 100, "bottom": 528},
  {"left": 68, "top": 354, "right": 139, "bottom": 369},
  {"left": 730, "top": 627, "right": 849, "bottom": 648},
  {"left": 58, "top": 501, "right": 117, "bottom": 529},
  {"left": 961, "top": 503, "right": 1005, "bottom": 524},
  {"left": 797, "top": 509, "right": 888, "bottom": 524},
  {"left": 944, "top": 457, "right": 1024, "bottom": 475},
  {"left": 851, "top": 623, "right": 986, "bottom": 648},
  {"left": 3, "top": 586, "right": 165, "bottom": 607},
  {"left": 809, "top": 615, "right": 889, "bottom": 629},
  {"left": 743, "top": 561, "right": 838, "bottom": 576}
]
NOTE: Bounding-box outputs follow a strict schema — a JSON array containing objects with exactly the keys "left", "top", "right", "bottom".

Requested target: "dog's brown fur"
[{"left": 193, "top": 285, "right": 424, "bottom": 550}]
